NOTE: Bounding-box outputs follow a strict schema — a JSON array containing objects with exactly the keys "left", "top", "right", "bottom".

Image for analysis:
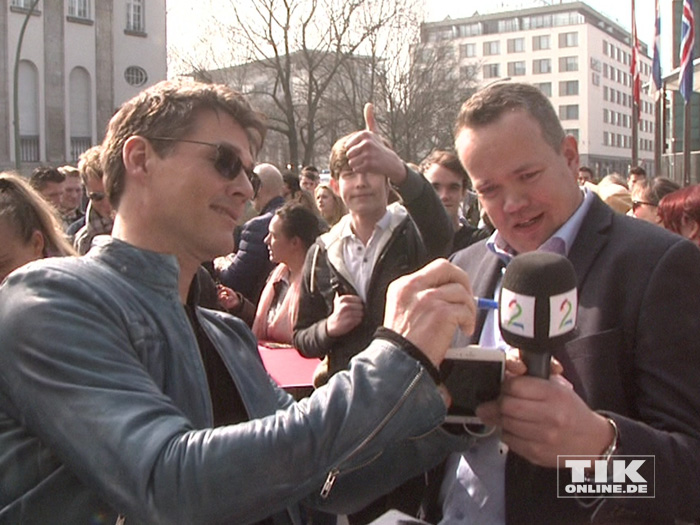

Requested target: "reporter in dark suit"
[{"left": 427, "top": 82, "right": 700, "bottom": 524}]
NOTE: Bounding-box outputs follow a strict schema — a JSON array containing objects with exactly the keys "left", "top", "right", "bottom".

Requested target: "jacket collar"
[
  {"left": 87, "top": 236, "right": 181, "bottom": 299},
  {"left": 568, "top": 194, "right": 613, "bottom": 285},
  {"left": 260, "top": 195, "right": 286, "bottom": 216},
  {"left": 317, "top": 202, "right": 409, "bottom": 285}
]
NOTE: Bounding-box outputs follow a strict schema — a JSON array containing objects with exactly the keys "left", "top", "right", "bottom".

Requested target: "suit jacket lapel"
[
  {"left": 469, "top": 251, "right": 504, "bottom": 344},
  {"left": 568, "top": 195, "right": 614, "bottom": 287}
]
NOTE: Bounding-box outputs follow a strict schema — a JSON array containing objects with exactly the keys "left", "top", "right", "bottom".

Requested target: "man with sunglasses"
[
  {"left": 68, "top": 144, "right": 115, "bottom": 252},
  {"left": 0, "top": 79, "right": 477, "bottom": 524}
]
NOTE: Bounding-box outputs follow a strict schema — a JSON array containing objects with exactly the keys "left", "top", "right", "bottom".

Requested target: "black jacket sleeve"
[{"left": 395, "top": 165, "right": 453, "bottom": 259}]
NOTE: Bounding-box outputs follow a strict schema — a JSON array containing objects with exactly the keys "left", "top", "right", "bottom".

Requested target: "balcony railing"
[
  {"left": 19, "top": 135, "right": 39, "bottom": 162},
  {"left": 70, "top": 137, "right": 92, "bottom": 162}
]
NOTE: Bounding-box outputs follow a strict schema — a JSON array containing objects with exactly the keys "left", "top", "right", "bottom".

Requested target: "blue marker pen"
[{"left": 475, "top": 297, "right": 499, "bottom": 310}]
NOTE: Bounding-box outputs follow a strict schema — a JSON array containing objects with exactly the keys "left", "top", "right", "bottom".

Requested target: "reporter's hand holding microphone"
[{"left": 476, "top": 252, "right": 615, "bottom": 467}]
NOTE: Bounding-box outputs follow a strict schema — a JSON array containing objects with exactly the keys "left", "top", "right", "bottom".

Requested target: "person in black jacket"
[
  {"left": 420, "top": 149, "right": 489, "bottom": 254},
  {"left": 293, "top": 104, "right": 452, "bottom": 384},
  {"left": 217, "top": 163, "right": 283, "bottom": 304}
]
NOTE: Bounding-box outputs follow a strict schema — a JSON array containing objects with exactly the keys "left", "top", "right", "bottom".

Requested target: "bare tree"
[
  {"left": 378, "top": 36, "right": 481, "bottom": 163},
  {"left": 177, "top": 0, "right": 415, "bottom": 169}
]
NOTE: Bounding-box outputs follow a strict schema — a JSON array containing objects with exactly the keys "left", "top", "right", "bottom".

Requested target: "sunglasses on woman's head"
[{"left": 146, "top": 137, "right": 260, "bottom": 196}]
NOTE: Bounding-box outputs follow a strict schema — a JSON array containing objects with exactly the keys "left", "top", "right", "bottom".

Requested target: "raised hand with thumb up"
[{"left": 345, "top": 102, "right": 407, "bottom": 186}]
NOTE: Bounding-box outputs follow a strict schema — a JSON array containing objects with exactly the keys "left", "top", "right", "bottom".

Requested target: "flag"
[
  {"left": 631, "top": 0, "right": 641, "bottom": 117},
  {"left": 650, "top": 0, "right": 662, "bottom": 95},
  {"left": 680, "top": 0, "right": 695, "bottom": 103}
]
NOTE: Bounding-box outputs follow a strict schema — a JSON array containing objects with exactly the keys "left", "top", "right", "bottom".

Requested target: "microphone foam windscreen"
[{"left": 499, "top": 251, "right": 578, "bottom": 353}]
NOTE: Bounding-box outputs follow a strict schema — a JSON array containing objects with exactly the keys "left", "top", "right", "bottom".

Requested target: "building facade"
[
  {"left": 420, "top": 1, "right": 655, "bottom": 179},
  {"left": 193, "top": 51, "right": 380, "bottom": 171},
  {"left": 1, "top": 0, "right": 167, "bottom": 173}
]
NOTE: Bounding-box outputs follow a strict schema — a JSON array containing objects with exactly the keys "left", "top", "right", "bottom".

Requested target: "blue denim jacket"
[{"left": 0, "top": 237, "right": 469, "bottom": 524}]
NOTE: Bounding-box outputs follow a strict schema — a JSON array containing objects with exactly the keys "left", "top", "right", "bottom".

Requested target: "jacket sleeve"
[
  {"left": 594, "top": 238, "right": 700, "bottom": 521},
  {"left": 0, "top": 266, "right": 460, "bottom": 525},
  {"left": 293, "top": 244, "right": 337, "bottom": 358},
  {"left": 396, "top": 165, "right": 453, "bottom": 259},
  {"left": 218, "top": 216, "right": 271, "bottom": 302}
]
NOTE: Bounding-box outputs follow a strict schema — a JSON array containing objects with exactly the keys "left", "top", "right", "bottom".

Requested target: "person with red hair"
[{"left": 658, "top": 184, "right": 700, "bottom": 247}]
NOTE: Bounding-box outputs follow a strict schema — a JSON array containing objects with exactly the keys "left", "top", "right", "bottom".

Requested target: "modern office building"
[
  {"left": 1, "top": 0, "right": 167, "bottom": 173},
  {"left": 420, "top": 1, "right": 655, "bottom": 178}
]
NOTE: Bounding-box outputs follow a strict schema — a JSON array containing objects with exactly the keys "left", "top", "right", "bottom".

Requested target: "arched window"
[
  {"left": 69, "top": 67, "right": 92, "bottom": 160},
  {"left": 18, "top": 60, "right": 40, "bottom": 162}
]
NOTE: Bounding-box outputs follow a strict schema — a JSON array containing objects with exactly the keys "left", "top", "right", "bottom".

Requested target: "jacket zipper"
[{"left": 319, "top": 369, "right": 425, "bottom": 498}]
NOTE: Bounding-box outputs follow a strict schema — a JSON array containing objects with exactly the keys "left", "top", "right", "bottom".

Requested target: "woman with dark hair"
[
  {"left": 218, "top": 203, "right": 322, "bottom": 344},
  {"left": 0, "top": 171, "right": 76, "bottom": 282},
  {"left": 627, "top": 176, "right": 680, "bottom": 225},
  {"left": 658, "top": 184, "right": 700, "bottom": 247},
  {"left": 252, "top": 202, "right": 322, "bottom": 343}
]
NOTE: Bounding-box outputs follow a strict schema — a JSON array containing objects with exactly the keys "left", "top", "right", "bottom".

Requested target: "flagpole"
[
  {"left": 655, "top": 88, "right": 662, "bottom": 177},
  {"left": 684, "top": 100, "right": 691, "bottom": 185},
  {"left": 631, "top": 0, "right": 639, "bottom": 166},
  {"left": 652, "top": 0, "right": 663, "bottom": 177},
  {"left": 680, "top": 0, "right": 695, "bottom": 186}
]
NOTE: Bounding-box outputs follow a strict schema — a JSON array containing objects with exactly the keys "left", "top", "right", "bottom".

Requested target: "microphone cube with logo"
[{"left": 499, "top": 251, "right": 578, "bottom": 379}]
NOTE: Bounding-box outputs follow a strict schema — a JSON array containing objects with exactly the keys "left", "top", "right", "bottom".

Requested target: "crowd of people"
[{"left": 0, "top": 78, "right": 699, "bottom": 525}]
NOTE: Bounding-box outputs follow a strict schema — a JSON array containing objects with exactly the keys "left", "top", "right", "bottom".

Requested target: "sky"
[{"left": 167, "top": 0, "right": 665, "bottom": 75}]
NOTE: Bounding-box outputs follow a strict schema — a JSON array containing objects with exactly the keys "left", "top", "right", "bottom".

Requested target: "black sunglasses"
[
  {"left": 88, "top": 191, "right": 106, "bottom": 202},
  {"left": 632, "top": 199, "right": 656, "bottom": 211},
  {"left": 147, "top": 137, "right": 260, "bottom": 196}
]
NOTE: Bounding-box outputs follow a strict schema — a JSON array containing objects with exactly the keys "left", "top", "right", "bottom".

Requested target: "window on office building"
[
  {"left": 507, "top": 61, "right": 526, "bottom": 76},
  {"left": 483, "top": 64, "right": 500, "bottom": 78},
  {"left": 126, "top": 0, "right": 144, "bottom": 32},
  {"left": 532, "top": 35, "right": 550, "bottom": 51},
  {"left": 457, "top": 23, "right": 482, "bottom": 37},
  {"left": 559, "top": 80, "right": 579, "bottom": 96},
  {"left": 558, "top": 32, "right": 578, "bottom": 48},
  {"left": 533, "top": 82, "right": 552, "bottom": 96},
  {"left": 533, "top": 58, "right": 551, "bottom": 74},
  {"left": 68, "top": 0, "right": 91, "bottom": 19},
  {"left": 460, "top": 43, "right": 476, "bottom": 58},
  {"left": 10, "top": 0, "right": 35, "bottom": 8},
  {"left": 564, "top": 129, "right": 579, "bottom": 141},
  {"left": 507, "top": 38, "right": 525, "bottom": 53},
  {"left": 559, "top": 56, "right": 578, "bottom": 72},
  {"left": 559, "top": 105, "right": 579, "bottom": 120},
  {"left": 483, "top": 41, "right": 500, "bottom": 56}
]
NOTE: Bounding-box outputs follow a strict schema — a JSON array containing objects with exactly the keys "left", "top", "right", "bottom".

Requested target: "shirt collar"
[
  {"left": 486, "top": 187, "right": 594, "bottom": 263},
  {"left": 339, "top": 209, "right": 392, "bottom": 242}
]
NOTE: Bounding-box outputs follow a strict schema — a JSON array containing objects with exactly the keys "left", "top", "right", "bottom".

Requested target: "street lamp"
[{"left": 13, "top": 0, "right": 41, "bottom": 171}]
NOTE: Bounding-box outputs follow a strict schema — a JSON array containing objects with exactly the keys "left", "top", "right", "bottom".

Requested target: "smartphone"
[{"left": 441, "top": 345, "right": 505, "bottom": 425}]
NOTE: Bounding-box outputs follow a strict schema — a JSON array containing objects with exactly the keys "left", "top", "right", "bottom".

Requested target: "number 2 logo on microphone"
[
  {"left": 549, "top": 289, "right": 578, "bottom": 337},
  {"left": 506, "top": 299, "right": 525, "bottom": 330},
  {"left": 500, "top": 289, "right": 536, "bottom": 338}
]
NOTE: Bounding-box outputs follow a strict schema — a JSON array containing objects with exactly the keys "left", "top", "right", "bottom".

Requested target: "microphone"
[{"left": 499, "top": 251, "right": 578, "bottom": 378}]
